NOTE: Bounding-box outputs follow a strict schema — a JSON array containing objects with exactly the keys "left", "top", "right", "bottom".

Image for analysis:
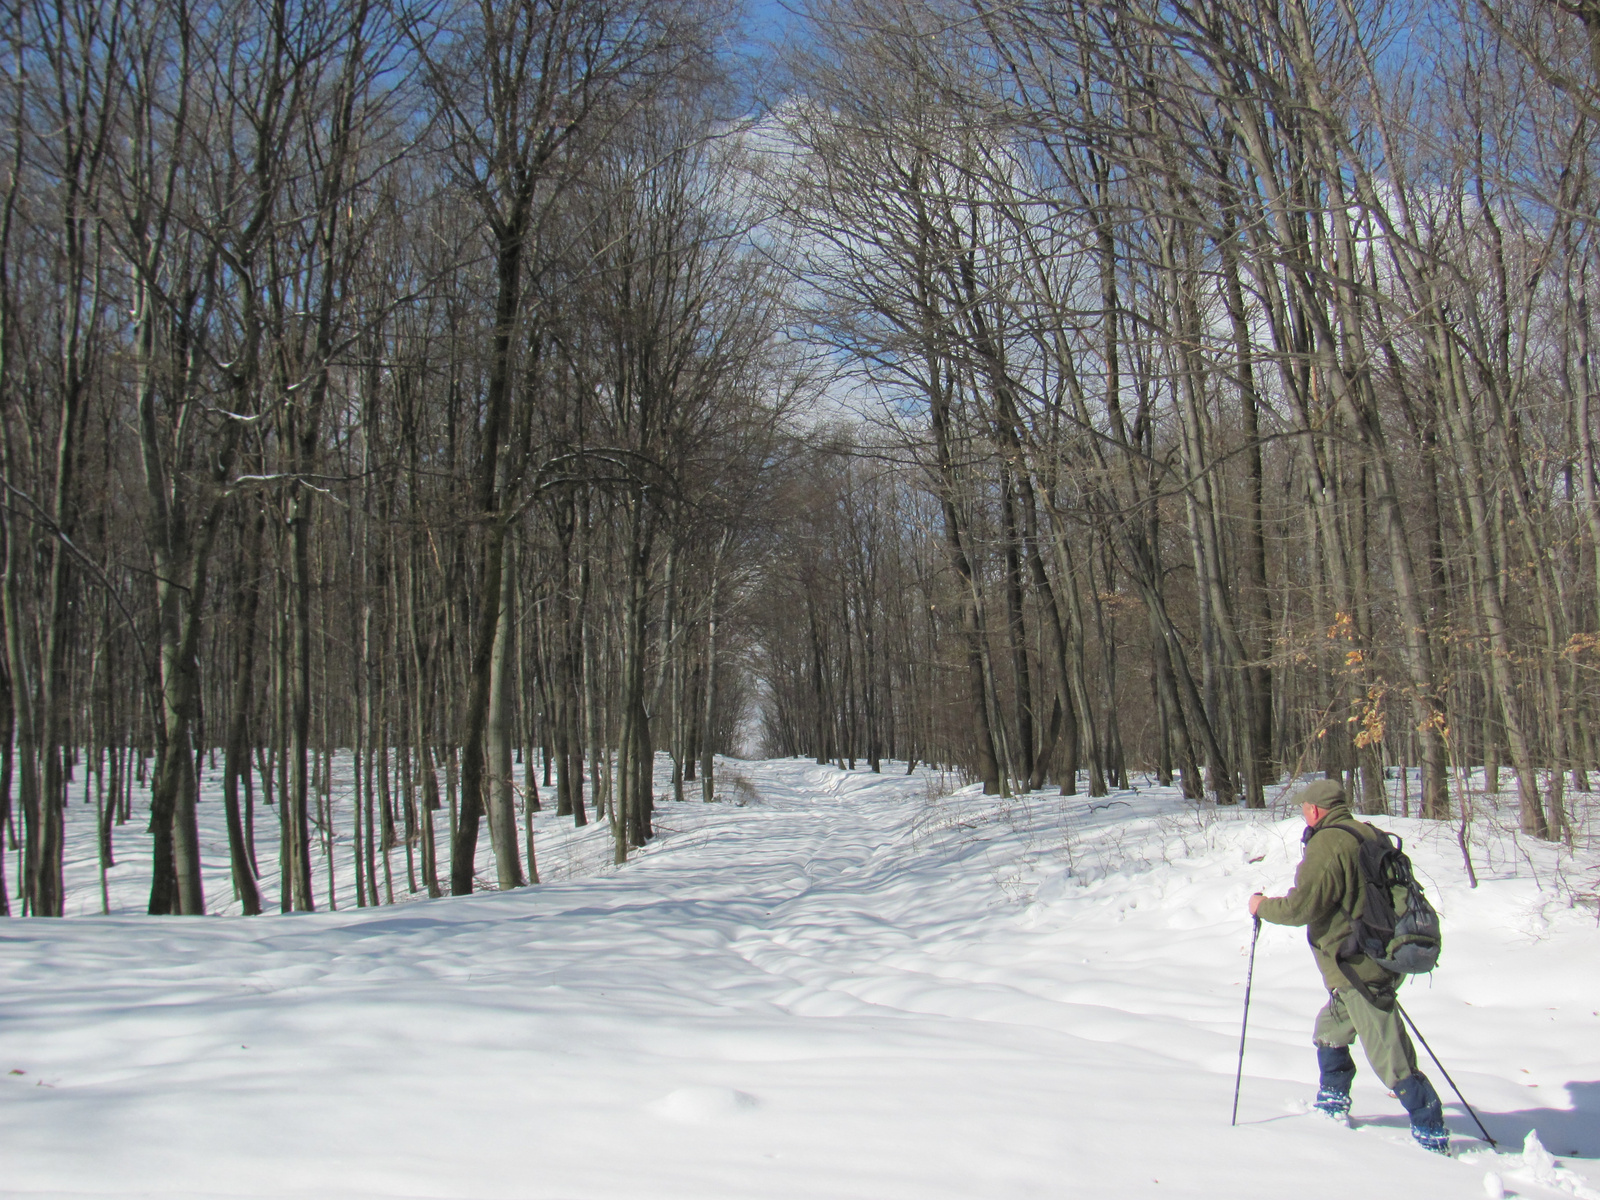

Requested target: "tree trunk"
[
  {"left": 486, "top": 536, "right": 525, "bottom": 889},
  {"left": 222, "top": 513, "right": 265, "bottom": 915}
]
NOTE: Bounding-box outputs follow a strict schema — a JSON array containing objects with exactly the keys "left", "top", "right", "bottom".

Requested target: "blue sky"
[{"left": 741, "top": 0, "right": 804, "bottom": 48}]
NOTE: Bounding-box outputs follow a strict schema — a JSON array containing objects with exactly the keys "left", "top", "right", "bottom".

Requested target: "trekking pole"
[
  {"left": 1396, "top": 1002, "right": 1497, "bottom": 1148},
  {"left": 1231, "top": 916, "right": 1262, "bottom": 1126}
]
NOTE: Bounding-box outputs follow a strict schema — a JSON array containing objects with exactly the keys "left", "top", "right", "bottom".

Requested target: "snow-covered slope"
[{"left": 3, "top": 759, "right": 1597, "bottom": 1199}]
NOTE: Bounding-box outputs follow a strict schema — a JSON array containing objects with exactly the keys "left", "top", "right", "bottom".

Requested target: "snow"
[{"left": 4, "top": 756, "right": 1598, "bottom": 1199}]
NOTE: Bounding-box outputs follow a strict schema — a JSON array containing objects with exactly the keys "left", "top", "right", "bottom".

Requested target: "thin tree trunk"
[
  {"left": 486, "top": 536, "right": 524, "bottom": 889},
  {"left": 222, "top": 513, "right": 265, "bottom": 915}
]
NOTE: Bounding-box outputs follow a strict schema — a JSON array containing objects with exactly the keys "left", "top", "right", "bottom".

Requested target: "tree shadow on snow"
[{"left": 1357, "top": 1080, "right": 1600, "bottom": 1159}]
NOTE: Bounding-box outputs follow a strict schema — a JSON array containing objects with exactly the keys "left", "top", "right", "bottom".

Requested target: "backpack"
[{"left": 1322, "top": 823, "right": 1442, "bottom": 976}]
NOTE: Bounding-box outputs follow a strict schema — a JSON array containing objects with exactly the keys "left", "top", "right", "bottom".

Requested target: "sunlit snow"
[{"left": 3, "top": 756, "right": 1597, "bottom": 1199}]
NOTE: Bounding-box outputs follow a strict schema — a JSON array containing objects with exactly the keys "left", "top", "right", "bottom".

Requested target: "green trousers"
[{"left": 1312, "top": 979, "right": 1419, "bottom": 1089}]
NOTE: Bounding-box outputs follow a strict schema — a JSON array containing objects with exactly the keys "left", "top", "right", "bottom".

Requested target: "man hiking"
[{"left": 1248, "top": 778, "right": 1450, "bottom": 1154}]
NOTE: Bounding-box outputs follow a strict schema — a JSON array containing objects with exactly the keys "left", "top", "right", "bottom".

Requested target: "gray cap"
[{"left": 1291, "top": 778, "right": 1344, "bottom": 809}]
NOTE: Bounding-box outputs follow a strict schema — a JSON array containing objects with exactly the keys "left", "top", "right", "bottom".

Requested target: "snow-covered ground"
[{"left": 4, "top": 757, "right": 1598, "bottom": 1199}]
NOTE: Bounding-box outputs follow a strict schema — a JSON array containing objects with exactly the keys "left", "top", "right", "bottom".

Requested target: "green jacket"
[{"left": 1256, "top": 803, "right": 1393, "bottom": 991}]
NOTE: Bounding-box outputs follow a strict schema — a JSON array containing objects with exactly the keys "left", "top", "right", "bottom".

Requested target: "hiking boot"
[
  {"left": 1313, "top": 1087, "right": 1351, "bottom": 1122},
  {"left": 1411, "top": 1124, "right": 1450, "bottom": 1155},
  {"left": 1315, "top": 1044, "right": 1356, "bottom": 1121},
  {"left": 1395, "top": 1073, "right": 1449, "bottom": 1155}
]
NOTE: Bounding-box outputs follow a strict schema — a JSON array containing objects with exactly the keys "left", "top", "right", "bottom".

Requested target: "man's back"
[{"left": 1256, "top": 802, "right": 1389, "bottom": 990}]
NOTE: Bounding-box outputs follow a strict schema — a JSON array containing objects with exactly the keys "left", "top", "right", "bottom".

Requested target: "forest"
[{"left": 2, "top": 0, "right": 1596, "bottom": 917}]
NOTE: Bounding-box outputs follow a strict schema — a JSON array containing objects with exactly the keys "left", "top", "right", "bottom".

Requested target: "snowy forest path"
[{"left": 2, "top": 759, "right": 1594, "bottom": 1200}]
